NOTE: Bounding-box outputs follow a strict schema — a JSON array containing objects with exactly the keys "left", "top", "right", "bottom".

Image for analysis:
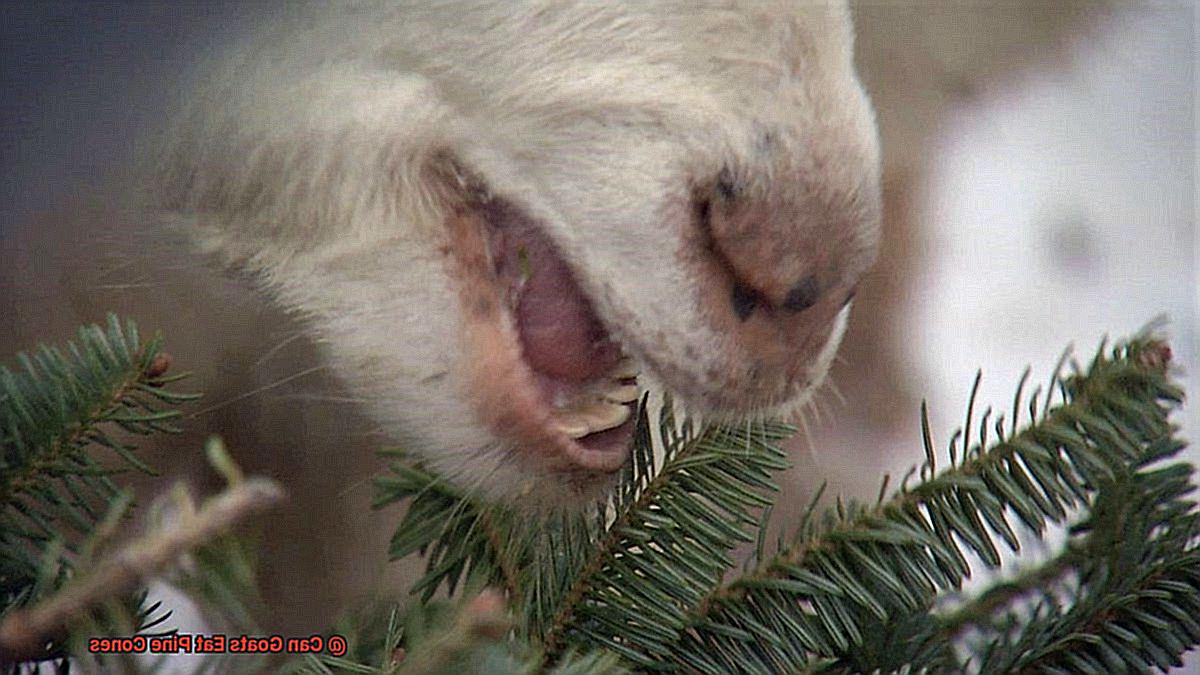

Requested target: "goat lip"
[
  {"left": 492, "top": 203, "right": 624, "bottom": 382},
  {"left": 450, "top": 204, "right": 639, "bottom": 473},
  {"left": 499, "top": 221, "right": 640, "bottom": 470}
]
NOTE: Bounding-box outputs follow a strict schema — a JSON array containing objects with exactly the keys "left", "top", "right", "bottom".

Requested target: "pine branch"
[
  {"left": 0, "top": 314, "right": 204, "bottom": 670},
  {"left": 1, "top": 315, "right": 198, "bottom": 582},
  {"left": 539, "top": 400, "right": 793, "bottom": 667},
  {"left": 0, "top": 467, "right": 283, "bottom": 664},
  {"left": 373, "top": 331, "right": 1194, "bottom": 674},
  {"left": 673, "top": 336, "right": 1193, "bottom": 673},
  {"left": 374, "top": 453, "right": 523, "bottom": 602}
]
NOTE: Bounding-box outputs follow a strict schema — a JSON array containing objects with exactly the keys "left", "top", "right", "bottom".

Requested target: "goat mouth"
[{"left": 450, "top": 199, "right": 640, "bottom": 473}]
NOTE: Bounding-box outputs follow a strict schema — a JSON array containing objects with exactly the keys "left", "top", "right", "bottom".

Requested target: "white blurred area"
[
  {"left": 888, "top": 6, "right": 1197, "bottom": 672},
  {"left": 903, "top": 5, "right": 1196, "bottom": 464}
]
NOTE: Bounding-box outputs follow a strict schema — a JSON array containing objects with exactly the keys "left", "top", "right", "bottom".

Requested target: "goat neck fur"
[{"left": 152, "top": 0, "right": 882, "bottom": 505}]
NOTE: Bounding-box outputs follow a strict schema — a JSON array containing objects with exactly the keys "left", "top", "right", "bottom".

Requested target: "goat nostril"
[
  {"left": 715, "top": 166, "right": 737, "bottom": 202},
  {"left": 783, "top": 275, "right": 820, "bottom": 312},
  {"left": 731, "top": 283, "right": 758, "bottom": 321}
]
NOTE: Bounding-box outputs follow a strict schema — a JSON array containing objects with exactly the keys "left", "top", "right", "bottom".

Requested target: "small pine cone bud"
[
  {"left": 144, "top": 352, "right": 172, "bottom": 380},
  {"left": 1137, "top": 341, "right": 1172, "bottom": 372}
]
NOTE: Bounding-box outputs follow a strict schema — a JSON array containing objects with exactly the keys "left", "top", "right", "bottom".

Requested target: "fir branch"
[
  {"left": 937, "top": 539, "right": 1087, "bottom": 639},
  {"left": 673, "top": 335, "right": 1193, "bottom": 673},
  {"left": 0, "top": 473, "right": 283, "bottom": 664},
  {"left": 290, "top": 592, "right": 626, "bottom": 675},
  {"left": 0, "top": 314, "right": 203, "bottom": 669},
  {"left": 1, "top": 315, "right": 198, "bottom": 578},
  {"left": 394, "top": 590, "right": 511, "bottom": 674},
  {"left": 373, "top": 332, "right": 1194, "bottom": 674},
  {"left": 966, "top": 436, "right": 1200, "bottom": 674},
  {"left": 374, "top": 398, "right": 796, "bottom": 669},
  {"left": 373, "top": 452, "right": 522, "bottom": 602},
  {"left": 540, "top": 398, "right": 793, "bottom": 667}
]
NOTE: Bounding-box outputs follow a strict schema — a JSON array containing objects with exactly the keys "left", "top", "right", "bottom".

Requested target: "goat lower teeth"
[
  {"left": 578, "top": 401, "right": 631, "bottom": 433},
  {"left": 552, "top": 401, "right": 631, "bottom": 439},
  {"left": 613, "top": 359, "right": 639, "bottom": 379},
  {"left": 552, "top": 413, "right": 591, "bottom": 439},
  {"left": 603, "top": 384, "right": 640, "bottom": 403}
]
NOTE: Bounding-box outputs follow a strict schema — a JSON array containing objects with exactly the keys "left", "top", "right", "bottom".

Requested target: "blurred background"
[
  {"left": 1, "top": 0, "right": 1196, "bottom": 668},
  {"left": 810, "top": 0, "right": 1196, "bottom": 525}
]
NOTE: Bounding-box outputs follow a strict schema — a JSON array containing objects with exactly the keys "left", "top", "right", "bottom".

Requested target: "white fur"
[{"left": 152, "top": 1, "right": 880, "bottom": 499}]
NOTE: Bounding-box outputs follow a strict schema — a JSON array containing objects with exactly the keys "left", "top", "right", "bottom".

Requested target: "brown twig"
[{"left": 0, "top": 478, "right": 284, "bottom": 665}]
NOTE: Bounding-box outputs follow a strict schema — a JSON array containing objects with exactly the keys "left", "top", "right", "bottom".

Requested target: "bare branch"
[{"left": 0, "top": 478, "right": 284, "bottom": 665}]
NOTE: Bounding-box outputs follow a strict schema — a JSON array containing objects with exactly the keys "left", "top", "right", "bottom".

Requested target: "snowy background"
[{"left": 904, "top": 5, "right": 1195, "bottom": 465}]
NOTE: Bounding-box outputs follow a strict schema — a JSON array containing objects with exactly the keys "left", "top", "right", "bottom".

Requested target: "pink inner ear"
[{"left": 493, "top": 212, "right": 622, "bottom": 381}]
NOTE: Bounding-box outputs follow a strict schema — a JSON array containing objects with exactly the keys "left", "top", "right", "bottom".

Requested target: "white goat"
[{"left": 149, "top": 1, "right": 881, "bottom": 504}]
